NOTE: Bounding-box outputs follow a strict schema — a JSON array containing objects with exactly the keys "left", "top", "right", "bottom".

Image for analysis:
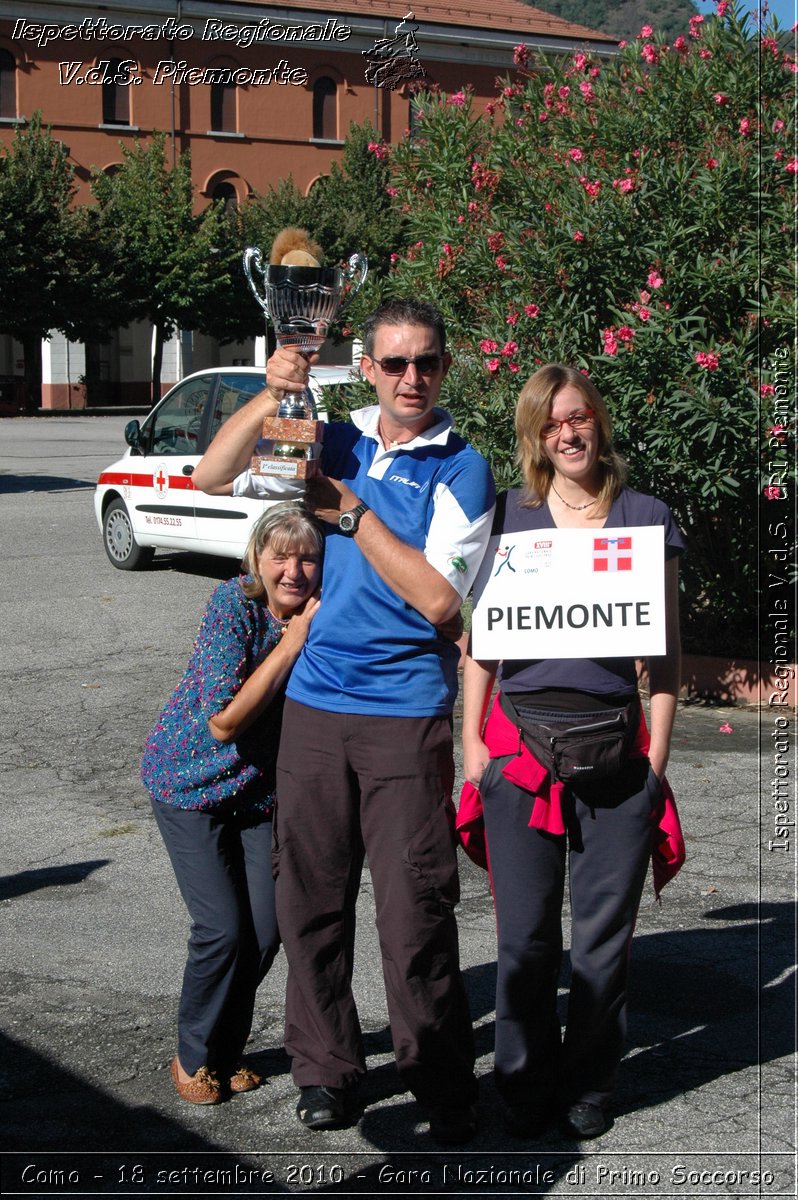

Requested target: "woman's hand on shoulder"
[{"left": 281, "top": 595, "right": 321, "bottom": 655}]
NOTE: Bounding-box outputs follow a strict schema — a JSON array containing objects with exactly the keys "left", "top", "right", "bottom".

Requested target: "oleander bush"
[{"left": 367, "top": 1, "right": 795, "bottom": 658}]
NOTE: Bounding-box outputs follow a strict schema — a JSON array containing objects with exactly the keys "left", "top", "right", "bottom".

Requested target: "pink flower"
[
  {"left": 568, "top": 147, "right": 584, "bottom": 161},
  {"left": 647, "top": 270, "right": 663, "bottom": 288},
  {"left": 695, "top": 351, "right": 720, "bottom": 371},
  {"left": 524, "top": 303, "right": 541, "bottom": 317},
  {"left": 495, "top": 256, "right": 508, "bottom": 270},
  {"left": 612, "top": 177, "right": 635, "bottom": 192},
  {"left": 558, "top": 85, "right": 571, "bottom": 99},
  {"left": 713, "top": 93, "right": 729, "bottom": 105},
  {"left": 487, "top": 231, "right": 505, "bottom": 252},
  {"left": 479, "top": 339, "right": 499, "bottom": 353},
  {"left": 501, "top": 340, "right": 519, "bottom": 356},
  {"left": 639, "top": 24, "right": 654, "bottom": 37},
  {"left": 689, "top": 13, "right": 704, "bottom": 37},
  {"left": 618, "top": 40, "right": 627, "bottom": 48},
  {"left": 639, "top": 290, "right": 651, "bottom": 303},
  {"left": 760, "top": 386, "right": 777, "bottom": 398},
  {"left": 390, "top": 253, "right": 399, "bottom": 264},
  {"left": 641, "top": 44, "right": 659, "bottom": 65},
  {"left": 617, "top": 326, "right": 635, "bottom": 342},
  {"left": 457, "top": 214, "right": 465, "bottom": 223},
  {"left": 538, "top": 112, "right": 548, "bottom": 122},
  {"left": 786, "top": 158, "right": 798, "bottom": 173},
  {"left": 508, "top": 362, "right": 520, "bottom": 373},
  {"left": 385, "top": 186, "right": 398, "bottom": 197},
  {"left": 579, "top": 82, "right": 595, "bottom": 100},
  {"left": 486, "top": 358, "right": 501, "bottom": 374},
  {"left": 485, "top": 102, "right": 497, "bottom": 116},
  {"left": 513, "top": 43, "right": 530, "bottom": 67},
  {"left": 448, "top": 90, "right": 466, "bottom": 107},
  {"left": 764, "top": 485, "right": 783, "bottom": 500},
  {"left": 602, "top": 329, "right": 618, "bottom": 356},
  {"left": 706, "top": 157, "right": 719, "bottom": 169},
  {"left": 716, "top": 0, "right": 729, "bottom": 15},
  {"left": 573, "top": 230, "right": 585, "bottom": 242},
  {"left": 573, "top": 52, "right": 588, "bottom": 71},
  {"left": 768, "top": 422, "right": 786, "bottom": 436},
  {"left": 774, "top": 119, "right": 785, "bottom": 133},
  {"left": 468, "top": 201, "right": 478, "bottom": 212},
  {"left": 638, "top": 307, "right": 651, "bottom": 321},
  {"left": 699, "top": 49, "right": 713, "bottom": 58},
  {"left": 367, "top": 141, "right": 390, "bottom": 161},
  {"left": 739, "top": 117, "right": 751, "bottom": 136},
  {"left": 673, "top": 35, "right": 688, "bottom": 54},
  {"left": 506, "top": 310, "right": 519, "bottom": 326}
]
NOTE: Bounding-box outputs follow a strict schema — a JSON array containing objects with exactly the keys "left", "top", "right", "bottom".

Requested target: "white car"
[{"left": 95, "top": 365, "right": 357, "bottom": 569}]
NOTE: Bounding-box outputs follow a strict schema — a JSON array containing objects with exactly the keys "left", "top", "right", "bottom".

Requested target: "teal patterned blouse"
[{"left": 141, "top": 577, "right": 286, "bottom": 814}]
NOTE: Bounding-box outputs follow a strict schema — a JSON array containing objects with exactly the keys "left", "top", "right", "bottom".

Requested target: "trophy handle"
[
  {"left": 337, "top": 253, "right": 369, "bottom": 317},
  {"left": 243, "top": 246, "right": 270, "bottom": 316}
]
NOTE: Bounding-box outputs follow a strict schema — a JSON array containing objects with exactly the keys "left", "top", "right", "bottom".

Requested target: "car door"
[
  {"left": 193, "top": 371, "right": 271, "bottom": 555},
  {"left": 127, "top": 374, "right": 214, "bottom": 548}
]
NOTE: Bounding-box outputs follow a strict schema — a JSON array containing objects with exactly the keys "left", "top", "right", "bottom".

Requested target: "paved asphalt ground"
[{"left": 0, "top": 418, "right": 794, "bottom": 1197}]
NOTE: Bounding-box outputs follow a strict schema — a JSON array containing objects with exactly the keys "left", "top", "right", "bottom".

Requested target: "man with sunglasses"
[{"left": 194, "top": 298, "right": 495, "bottom": 1144}]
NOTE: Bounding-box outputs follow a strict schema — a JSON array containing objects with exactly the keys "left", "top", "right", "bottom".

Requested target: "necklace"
[
  {"left": 266, "top": 607, "right": 290, "bottom": 633},
  {"left": 550, "top": 483, "right": 598, "bottom": 511}
]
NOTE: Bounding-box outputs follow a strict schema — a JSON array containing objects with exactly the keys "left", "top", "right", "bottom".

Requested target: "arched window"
[
  {"left": 312, "top": 77, "right": 337, "bottom": 140},
  {"left": 210, "top": 81, "right": 236, "bottom": 133},
  {"left": 102, "top": 59, "right": 132, "bottom": 125},
  {"left": 0, "top": 49, "right": 17, "bottom": 119},
  {"left": 211, "top": 180, "right": 238, "bottom": 214}
]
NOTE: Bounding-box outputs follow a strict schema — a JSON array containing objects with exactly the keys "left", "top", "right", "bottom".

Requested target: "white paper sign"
[{"left": 471, "top": 526, "right": 665, "bottom": 660}]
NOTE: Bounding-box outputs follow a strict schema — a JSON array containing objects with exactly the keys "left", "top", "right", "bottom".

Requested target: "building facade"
[{"left": 0, "top": 0, "right": 612, "bottom": 408}]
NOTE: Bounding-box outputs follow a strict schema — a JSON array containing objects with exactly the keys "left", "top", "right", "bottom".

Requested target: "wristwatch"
[{"left": 338, "top": 502, "right": 369, "bottom": 536}]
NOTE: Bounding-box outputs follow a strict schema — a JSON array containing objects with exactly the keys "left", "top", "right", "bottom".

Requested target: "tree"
[
  {"left": 91, "top": 136, "right": 238, "bottom": 405},
  {"left": 0, "top": 114, "right": 75, "bottom": 411},
  {"left": 522, "top": 0, "right": 699, "bottom": 43},
  {"left": 384, "top": 2, "right": 794, "bottom": 657}
]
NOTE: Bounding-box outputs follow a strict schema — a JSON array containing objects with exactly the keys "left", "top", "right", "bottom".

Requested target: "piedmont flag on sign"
[{"left": 593, "top": 536, "right": 632, "bottom": 572}]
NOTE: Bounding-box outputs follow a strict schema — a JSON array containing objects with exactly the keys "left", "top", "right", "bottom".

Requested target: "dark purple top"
[{"left": 497, "top": 486, "right": 686, "bottom": 697}]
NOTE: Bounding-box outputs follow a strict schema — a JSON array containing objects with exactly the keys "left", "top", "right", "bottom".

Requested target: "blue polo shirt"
[{"left": 234, "top": 406, "right": 496, "bottom": 715}]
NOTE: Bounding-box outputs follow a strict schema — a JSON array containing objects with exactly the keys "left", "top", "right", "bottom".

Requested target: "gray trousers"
[
  {"left": 274, "top": 700, "right": 477, "bottom": 1106},
  {"left": 481, "top": 753, "right": 659, "bottom": 1110}
]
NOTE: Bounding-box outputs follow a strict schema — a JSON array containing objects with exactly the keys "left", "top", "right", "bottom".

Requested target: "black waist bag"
[{"left": 500, "top": 693, "right": 641, "bottom": 783}]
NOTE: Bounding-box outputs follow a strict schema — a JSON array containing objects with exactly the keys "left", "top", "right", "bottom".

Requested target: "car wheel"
[{"left": 103, "top": 498, "right": 154, "bottom": 570}]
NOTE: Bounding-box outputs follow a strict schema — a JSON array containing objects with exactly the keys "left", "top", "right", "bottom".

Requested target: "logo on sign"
[
  {"left": 593, "top": 536, "right": 632, "bottom": 572},
  {"left": 493, "top": 544, "right": 516, "bottom": 576}
]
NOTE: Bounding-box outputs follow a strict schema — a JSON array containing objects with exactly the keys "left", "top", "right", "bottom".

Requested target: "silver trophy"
[
  {"left": 243, "top": 250, "right": 368, "bottom": 419},
  {"left": 243, "top": 249, "right": 367, "bottom": 479}
]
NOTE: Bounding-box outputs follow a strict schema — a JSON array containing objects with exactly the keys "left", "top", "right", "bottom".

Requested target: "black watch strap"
[{"left": 338, "top": 502, "right": 369, "bottom": 536}]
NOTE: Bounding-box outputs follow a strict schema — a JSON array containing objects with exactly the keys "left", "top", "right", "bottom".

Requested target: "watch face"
[{"left": 340, "top": 512, "right": 355, "bottom": 532}]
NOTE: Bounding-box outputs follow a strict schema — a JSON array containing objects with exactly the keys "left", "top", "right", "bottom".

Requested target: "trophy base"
[
  {"left": 261, "top": 416, "right": 324, "bottom": 443},
  {"left": 250, "top": 455, "right": 321, "bottom": 480}
]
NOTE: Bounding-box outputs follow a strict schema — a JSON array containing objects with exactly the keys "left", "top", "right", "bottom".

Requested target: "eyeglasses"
[
  {"left": 371, "top": 354, "right": 443, "bottom": 376},
  {"left": 540, "top": 410, "right": 595, "bottom": 439}
]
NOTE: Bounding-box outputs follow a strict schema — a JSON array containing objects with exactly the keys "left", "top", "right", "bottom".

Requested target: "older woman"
[
  {"left": 462, "top": 365, "right": 684, "bottom": 1140},
  {"left": 142, "top": 503, "right": 323, "bottom": 1105}
]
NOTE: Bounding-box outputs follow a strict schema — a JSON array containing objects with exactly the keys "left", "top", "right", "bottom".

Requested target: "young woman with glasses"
[{"left": 462, "top": 364, "right": 685, "bottom": 1141}]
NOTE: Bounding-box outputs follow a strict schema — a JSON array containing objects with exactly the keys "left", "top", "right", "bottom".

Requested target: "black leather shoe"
[
  {"left": 504, "top": 1102, "right": 551, "bottom": 1138},
  {"left": 564, "top": 1101, "right": 607, "bottom": 1139},
  {"left": 428, "top": 1101, "right": 478, "bottom": 1146},
  {"left": 296, "top": 1085, "right": 347, "bottom": 1131}
]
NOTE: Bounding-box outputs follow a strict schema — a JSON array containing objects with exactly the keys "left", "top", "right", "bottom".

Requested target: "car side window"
[
  {"left": 147, "top": 377, "right": 214, "bottom": 456},
  {"left": 207, "top": 374, "right": 267, "bottom": 445}
]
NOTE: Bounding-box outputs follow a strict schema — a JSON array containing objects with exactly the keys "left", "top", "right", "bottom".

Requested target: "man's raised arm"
[{"left": 192, "top": 349, "right": 312, "bottom": 495}]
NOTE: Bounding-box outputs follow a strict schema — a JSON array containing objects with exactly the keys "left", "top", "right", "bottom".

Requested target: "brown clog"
[
  {"left": 170, "top": 1056, "right": 221, "bottom": 1105},
  {"left": 229, "top": 1065, "right": 263, "bottom": 1094}
]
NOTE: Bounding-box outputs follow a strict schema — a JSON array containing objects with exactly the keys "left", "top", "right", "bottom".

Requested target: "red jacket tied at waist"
[{"left": 456, "top": 693, "right": 685, "bottom": 898}]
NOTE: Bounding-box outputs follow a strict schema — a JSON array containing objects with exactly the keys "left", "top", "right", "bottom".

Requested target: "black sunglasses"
[{"left": 371, "top": 354, "right": 443, "bottom": 376}]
